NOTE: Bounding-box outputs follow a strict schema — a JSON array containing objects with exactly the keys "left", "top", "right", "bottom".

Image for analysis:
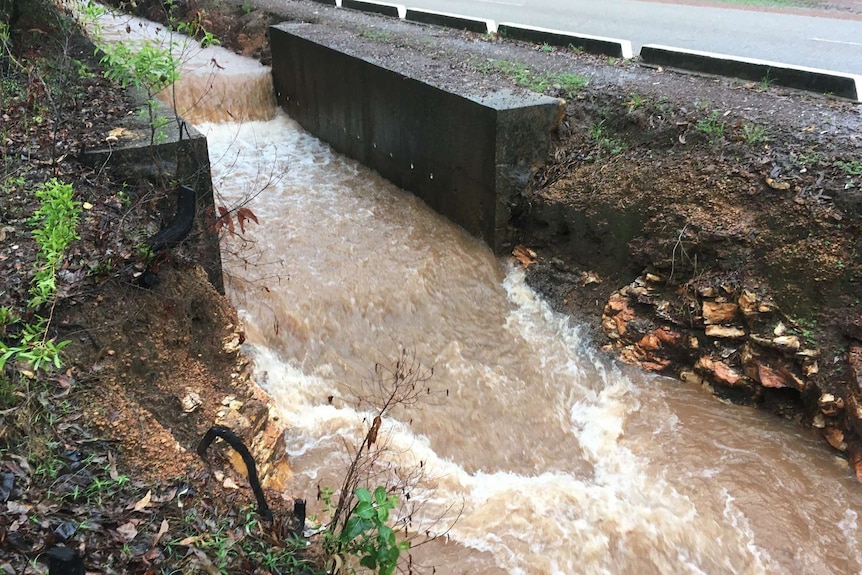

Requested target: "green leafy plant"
[
  {"left": 335, "top": 487, "right": 408, "bottom": 575},
  {"left": 740, "top": 123, "right": 767, "bottom": 145},
  {"left": 696, "top": 111, "right": 726, "bottom": 144},
  {"left": 30, "top": 179, "right": 80, "bottom": 307},
  {"left": 0, "top": 178, "right": 79, "bottom": 371},
  {"left": 626, "top": 92, "right": 644, "bottom": 112},
  {"left": 589, "top": 120, "right": 626, "bottom": 156},
  {"left": 836, "top": 160, "right": 862, "bottom": 176},
  {"left": 99, "top": 40, "right": 180, "bottom": 144}
]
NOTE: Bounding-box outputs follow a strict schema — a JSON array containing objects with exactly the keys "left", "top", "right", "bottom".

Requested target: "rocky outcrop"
[{"left": 598, "top": 268, "right": 862, "bottom": 477}]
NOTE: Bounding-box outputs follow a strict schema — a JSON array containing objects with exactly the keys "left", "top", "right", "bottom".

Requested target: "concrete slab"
[
  {"left": 270, "top": 22, "right": 564, "bottom": 251},
  {"left": 640, "top": 44, "right": 862, "bottom": 101},
  {"left": 404, "top": 8, "right": 494, "bottom": 34},
  {"left": 81, "top": 102, "right": 224, "bottom": 292},
  {"left": 497, "top": 22, "right": 633, "bottom": 59}
]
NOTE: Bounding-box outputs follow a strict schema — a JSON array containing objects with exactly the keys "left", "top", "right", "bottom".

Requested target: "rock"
[
  {"left": 695, "top": 356, "right": 744, "bottom": 386},
  {"left": 824, "top": 427, "right": 846, "bottom": 451},
  {"left": 737, "top": 290, "right": 758, "bottom": 316},
  {"left": 850, "top": 345, "right": 862, "bottom": 393},
  {"left": 812, "top": 413, "right": 826, "bottom": 429},
  {"left": 705, "top": 325, "right": 746, "bottom": 339},
  {"left": 702, "top": 302, "right": 739, "bottom": 324},
  {"left": 773, "top": 321, "right": 787, "bottom": 336},
  {"left": 180, "top": 391, "right": 203, "bottom": 414},
  {"left": 680, "top": 370, "right": 703, "bottom": 385},
  {"left": 819, "top": 393, "right": 844, "bottom": 416},
  {"left": 772, "top": 335, "right": 801, "bottom": 353},
  {"left": 756, "top": 363, "right": 791, "bottom": 389}
]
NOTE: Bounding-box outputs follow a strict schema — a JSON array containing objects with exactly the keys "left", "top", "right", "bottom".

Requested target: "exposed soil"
[
  {"left": 2, "top": 0, "right": 862, "bottom": 572},
  {"left": 1, "top": 3, "right": 306, "bottom": 573}
]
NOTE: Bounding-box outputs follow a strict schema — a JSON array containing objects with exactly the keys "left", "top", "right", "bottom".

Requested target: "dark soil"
[{"left": 1, "top": 3, "right": 310, "bottom": 573}]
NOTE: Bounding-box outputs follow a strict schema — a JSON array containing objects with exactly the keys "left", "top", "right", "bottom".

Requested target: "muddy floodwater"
[{"left": 89, "top": 9, "right": 862, "bottom": 574}]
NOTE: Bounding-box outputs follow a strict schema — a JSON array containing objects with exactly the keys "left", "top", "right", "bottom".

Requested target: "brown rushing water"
[{"left": 91, "top": 10, "right": 862, "bottom": 574}]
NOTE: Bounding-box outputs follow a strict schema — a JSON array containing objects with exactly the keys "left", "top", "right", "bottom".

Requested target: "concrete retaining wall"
[{"left": 269, "top": 23, "right": 564, "bottom": 251}]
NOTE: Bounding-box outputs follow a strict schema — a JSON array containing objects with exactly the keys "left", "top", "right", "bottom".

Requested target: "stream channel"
[{"left": 94, "top": 10, "right": 862, "bottom": 574}]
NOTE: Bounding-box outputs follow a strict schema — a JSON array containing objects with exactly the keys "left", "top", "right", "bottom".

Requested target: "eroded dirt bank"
[{"left": 149, "top": 0, "right": 862, "bottom": 469}]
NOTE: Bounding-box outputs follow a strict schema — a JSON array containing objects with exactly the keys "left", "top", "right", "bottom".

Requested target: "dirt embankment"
[{"left": 162, "top": 0, "right": 862, "bottom": 470}]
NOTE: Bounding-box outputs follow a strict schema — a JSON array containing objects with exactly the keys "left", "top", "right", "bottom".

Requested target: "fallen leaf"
[
  {"left": 190, "top": 547, "right": 222, "bottom": 575},
  {"left": 765, "top": 177, "right": 791, "bottom": 191},
  {"left": 132, "top": 490, "right": 153, "bottom": 512},
  {"left": 108, "top": 451, "right": 119, "bottom": 481},
  {"left": 178, "top": 535, "right": 204, "bottom": 546},
  {"left": 512, "top": 244, "right": 536, "bottom": 267},
  {"left": 116, "top": 521, "right": 138, "bottom": 541},
  {"left": 223, "top": 477, "right": 239, "bottom": 490},
  {"left": 6, "top": 501, "right": 31, "bottom": 515},
  {"left": 152, "top": 519, "right": 169, "bottom": 547}
]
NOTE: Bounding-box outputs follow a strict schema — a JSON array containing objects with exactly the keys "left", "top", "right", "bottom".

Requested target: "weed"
[
  {"left": 740, "top": 123, "right": 767, "bottom": 145},
  {"left": 568, "top": 43, "right": 584, "bottom": 55},
  {"left": 836, "top": 160, "right": 862, "bottom": 176},
  {"left": 589, "top": 120, "right": 626, "bottom": 156},
  {"left": 626, "top": 93, "right": 644, "bottom": 112},
  {"left": 485, "top": 60, "right": 587, "bottom": 97},
  {"left": 696, "top": 111, "right": 726, "bottom": 144},
  {"left": 0, "top": 178, "right": 79, "bottom": 371},
  {"left": 540, "top": 43, "right": 554, "bottom": 53},
  {"left": 758, "top": 71, "right": 773, "bottom": 90},
  {"left": 553, "top": 72, "right": 589, "bottom": 95},
  {"left": 29, "top": 179, "right": 80, "bottom": 307},
  {"left": 360, "top": 29, "right": 393, "bottom": 43}
]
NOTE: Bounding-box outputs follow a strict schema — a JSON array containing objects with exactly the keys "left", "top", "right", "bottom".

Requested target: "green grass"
[
  {"left": 482, "top": 59, "right": 588, "bottom": 97},
  {"left": 836, "top": 160, "right": 862, "bottom": 176},
  {"left": 740, "top": 123, "right": 768, "bottom": 144},
  {"left": 360, "top": 29, "right": 394, "bottom": 42},
  {"left": 696, "top": 111, "right": 727, "bottom": 144}
]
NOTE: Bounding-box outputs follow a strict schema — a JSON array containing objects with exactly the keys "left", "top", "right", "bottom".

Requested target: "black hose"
[{"left": 197, "top": 426, "right": 273, "bottom": 521}]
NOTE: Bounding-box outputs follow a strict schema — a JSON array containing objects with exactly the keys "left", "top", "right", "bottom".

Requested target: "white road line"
[
  {"left": 811, "top": 37, "right": 862, "bottom": 47},
  {"left": 473, "top": 0, "right": 524, "bottom": 6}
]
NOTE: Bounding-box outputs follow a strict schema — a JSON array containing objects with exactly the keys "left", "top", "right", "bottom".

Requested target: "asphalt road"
[{"left": 401, "top": 0, "right": 862, "bottom": 75}]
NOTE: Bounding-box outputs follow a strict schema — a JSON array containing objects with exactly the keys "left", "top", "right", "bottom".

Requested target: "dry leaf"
[
  {"left": 152, "top": 519, "right": 169, "bottom": 547},
  {"left": 367, "top": 415, "right": 382, "bottom": 446},
  {"left": 133, "top": 490, "right": 152, "bottom": 512},
  {"left": 216, "top": 206, "right": 234, "bottom": 234},
  {"left": 178, "top": 535, "right": 203, "bottom": 546},
  {"left": 191, "top": 547, "right": 222, "bottom": 575},
  {"left": 117, "top": 521, "right": 138, "bottom": 541},
  {"left": 512, "top": 245, "right": 536, "bottom": 268},
  {"left": 236, "top": 207, "right": 259, "bottom": 234}
]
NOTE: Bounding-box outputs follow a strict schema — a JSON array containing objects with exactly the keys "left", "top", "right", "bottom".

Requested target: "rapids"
[{"left": 88, "top": 8, "right": 862, "bottom": 574}]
